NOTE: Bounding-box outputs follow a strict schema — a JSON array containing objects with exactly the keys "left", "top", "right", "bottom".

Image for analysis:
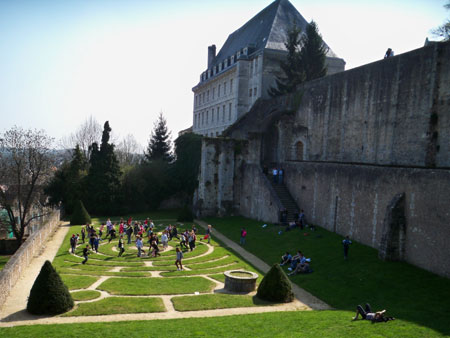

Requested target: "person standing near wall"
[
  {"left": 240, "top": 228, "right": 247, "bottom": 245},
  {"left": 343, "top": 235, "right": 352, "bottom": 260}
]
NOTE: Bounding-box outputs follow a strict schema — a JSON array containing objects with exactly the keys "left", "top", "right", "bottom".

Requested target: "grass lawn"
[
  {"left": 70, "top": 290, "right": 101, "bottom": 301},
  {"left": 0, "top": 311, "right": 440, "bottom": 337},
  {"left": 60, "top": 274, "right": 99, "bottom": 290},
  {"left": 206, "top": 216, "right": 450, "bottom": 336},
  {"left": 172, "top": 293, "right": 275, "bottom": 311},
  {"left": 0, "top": 255, "right": 10, "bottom": 270},
  {"left": 97, "top": 276, "right": 216, "bottom": 295},
  {"left": 62, "top": 297, "right": 165, "bottom": 316}
]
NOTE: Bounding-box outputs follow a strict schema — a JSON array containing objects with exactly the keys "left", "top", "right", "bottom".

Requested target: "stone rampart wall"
[
  {"left": 283, "top": 161, "right": 450, "bottom": 278},
  {"left": 0, "top": 210, "right": 61, "bottom": 309}
]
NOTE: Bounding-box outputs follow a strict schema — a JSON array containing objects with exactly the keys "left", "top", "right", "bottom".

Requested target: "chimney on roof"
[{"left": 208, "top": 45, "right": 216, "bottom": 69}]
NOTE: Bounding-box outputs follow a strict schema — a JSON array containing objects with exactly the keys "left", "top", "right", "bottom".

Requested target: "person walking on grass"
[
  {"left": 240, "top": 228, "right": 247, "bottom": 245},
  {"left": 70, "top": 234, "right": 77, "bottom": 254},
  {"left": 82, "top": 245, "right": 90, "bottom": 264},
  {"left": 343, "top": 235, "right": 352, "bottom": 260},
  {"left": 136, "top": 236, "right": 144, "bottom": 257},
  {"left": 175, "top": 247, "right": 184, "bottom": 271},
  {"left": 81, "top": 226, "right": 86, "bottom": 244},
  {"left": 93, "top": 235, "right": 100, "bottom": 253},
  {"left": 118, "top": 234, "right": 125, "bottom": 257}
]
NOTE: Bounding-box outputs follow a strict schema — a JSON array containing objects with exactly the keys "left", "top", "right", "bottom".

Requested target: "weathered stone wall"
[
  {"left": 283, "top": 161, "right": 450, "bottom": 278},
  {"left": 0, "top": 210, "right": 61, "bottom": 309},
  {"left": 276, "top": 41, "right": 450, "bottom": 168}
]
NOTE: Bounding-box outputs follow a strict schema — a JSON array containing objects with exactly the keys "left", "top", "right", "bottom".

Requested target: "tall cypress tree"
[
  {"left": 85, "top": 121, "right": 121, "bottom": 214},
  {"left": 145, "top": 112, "right": 172, "bottom": 162}
]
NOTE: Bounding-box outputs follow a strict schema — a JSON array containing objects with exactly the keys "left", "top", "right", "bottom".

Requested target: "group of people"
[{"left": 280, "top": 250, "right": 312, "bottom": 275}]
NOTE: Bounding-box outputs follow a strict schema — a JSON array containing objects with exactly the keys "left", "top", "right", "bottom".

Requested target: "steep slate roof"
[{"left": 212, "top": 0, "right": 337, "bottom": 68}]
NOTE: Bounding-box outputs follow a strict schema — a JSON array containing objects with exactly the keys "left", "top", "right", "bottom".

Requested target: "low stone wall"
[{"left": 0, "top": 210, "right": 61, "bottom": 310}]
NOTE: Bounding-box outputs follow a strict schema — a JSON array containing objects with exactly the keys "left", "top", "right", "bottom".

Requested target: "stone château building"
[{"left": 192, "top": 0, "right": 345, "bottom": 137}]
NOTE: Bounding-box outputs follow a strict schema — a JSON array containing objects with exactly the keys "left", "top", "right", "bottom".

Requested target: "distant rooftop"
[{"left": 212, "top": 0, "right": 338, "bottom": 68}]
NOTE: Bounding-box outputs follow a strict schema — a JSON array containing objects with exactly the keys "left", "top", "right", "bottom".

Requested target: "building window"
[
  {"left": 229, "top": 103, "right": 232, "bottom": 120},
  {"left": 254, "top": 87, "right": 257, "bottom": 96},
  {"left": 202, "top": 112, "right": 204, "bottom": 125},
  {"left": 207, "top": 90, "right": 209, "bottom": 102},
  {"left": 218, "top": 84, "right": 221, "bottom": 97},
  {"left": 230, "top": 79, "right": 233, "bottom": 94},
  {"left": 224, "top": 82, "right": 227, "bottom": 95},
  {"left": 216, "top": 109, "right": 219, "bottom": 121},
  {"left": 207, "top": 110, "right": 209, "bottom": 124},
  {"left": 212, "top": 108, "right": 214, "bottom": 122},
  {"left": 249, "top": 88, "right": 252, "bottom": 97},
  {"left": 213, "top": 87, "right": 215, "bottom": 100},
  {"left": 222, "top": 105, "right": 225, "bottom": 122}
]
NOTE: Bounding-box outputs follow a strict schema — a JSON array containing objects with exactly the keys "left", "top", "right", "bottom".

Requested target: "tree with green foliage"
[
  {"left": 268, "top": 25, "right": 304, "bottom": 97},
  {"left": 45, "top": 144, "right": 88, "bottom": 215},
  {"left": 256, "top": 264, "right": 294, "bottom": 303},
  {"left": 70, "top": 199, "right": 91, "bottom": 225},
  {"left": 145, "top": 112, "right": 172, "bottom": 162},
  {"left": 85, "top": 121, "right": 122, "bottom": 215},
  {"left": 27, "top": 260, "right": 74, "bottom": 315},
  {"left": 169, "top": 133, "right": 202, "bottom": 201},
  {"left": 432, "top": 1, "right": 450, "bottom": 41},
  {"left": 299, "top": 20, "right": 328, "bottom": 82},
  {"left": 269, "top": 21, "right": 328, "bottom": 96}
]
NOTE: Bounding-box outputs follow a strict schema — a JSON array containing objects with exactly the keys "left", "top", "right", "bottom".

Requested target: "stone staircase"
[{"left": 268, "top": 176, "right": 300, "bottom": 223}]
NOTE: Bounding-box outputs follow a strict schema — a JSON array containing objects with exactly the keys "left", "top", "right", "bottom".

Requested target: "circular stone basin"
[{"left": 224, "top": 270, "right": 258, "bottom": 293}]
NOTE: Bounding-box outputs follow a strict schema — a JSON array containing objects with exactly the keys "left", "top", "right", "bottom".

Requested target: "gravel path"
[{"left": 0, "top": 220, "right": 329, "bottom": 328}]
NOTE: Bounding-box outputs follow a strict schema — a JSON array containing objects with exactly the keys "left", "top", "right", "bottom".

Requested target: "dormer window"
[{"left": 231, "top": 55, "right": 235, "bottom": 63}]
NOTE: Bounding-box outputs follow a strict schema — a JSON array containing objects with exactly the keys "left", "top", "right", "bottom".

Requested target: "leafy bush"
[
  {"left": 256, "top": 264, "right": 294, "bottom": 303},
  {"left": 70, "top": 200, "right": 91, "bottom": 225},
  {"left": 177, "top": 205, "right": 194, "bottom": 222},
  {"left": 27, "top": 260, "right": 74, "bottom": 315}
]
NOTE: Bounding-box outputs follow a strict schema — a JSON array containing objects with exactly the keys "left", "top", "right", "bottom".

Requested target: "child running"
[{"left": 175, "top": 247, "right": 184, "bottom": 271}]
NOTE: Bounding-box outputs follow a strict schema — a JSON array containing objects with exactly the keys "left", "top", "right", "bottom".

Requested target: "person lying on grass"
[{"left": 353, "top": 303, "right": 395, "bottom": 322}]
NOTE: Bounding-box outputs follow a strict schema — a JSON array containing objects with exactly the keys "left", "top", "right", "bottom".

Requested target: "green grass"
[
  {"left": 62, "top": 297, "right": 165, "bottom": 316},
  {"left": 0, "top": 311, "right": 441, "bottom": 337},
  {"left": 206, "top": 216, "right": 450, "bottom": 336},
  {"left": 98, "top": 276, "right": 216, "bottom": 295},
  {"left": 60, "top": 274, "right": 99, "bottom": 290},
  {"left": 0, "top": 255, "right": 10, "bottom": 270},
  {"left": 172, "top": 293, "right": 275, "bottom": 311},
  {"left": 160, "top": 262, "right": 246, "bottom": 277},
  {"left": 70, "top": 290, "right": 101, "bottom": 301}
]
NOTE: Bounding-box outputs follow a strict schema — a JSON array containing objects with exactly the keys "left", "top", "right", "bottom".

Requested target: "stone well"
[{"left": 224, "top": 270, "right": 258, "bottom": 293}]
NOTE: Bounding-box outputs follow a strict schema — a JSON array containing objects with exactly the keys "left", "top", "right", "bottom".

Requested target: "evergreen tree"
[
  {"left": 268, "top": 25, "right": 304, "bottom": 97},
  {"left": 257, "top": 264, "right": 294, "bottom": 303},
  {"left": 299, "top": 20, "right": 328, "bottom": 82},
  {"left": 269, "top": 21, "right": 328, "bottom": 96},
  {"left": 85, "top": 121, "right": 122, "bottom": 214},
  {"left": 145, "top": 112, "right": 172, "bottom": 162}
]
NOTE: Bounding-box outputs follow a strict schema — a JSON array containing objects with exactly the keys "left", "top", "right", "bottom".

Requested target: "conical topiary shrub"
[
  {"left": 27, "top": 260, "right": 74, "bottom": 315},
  {"left": 70, "top": 199, "right": 91, "bottom": 225},
  {"left": 256, "top": 264, "right": 294, "bottom": 303}
]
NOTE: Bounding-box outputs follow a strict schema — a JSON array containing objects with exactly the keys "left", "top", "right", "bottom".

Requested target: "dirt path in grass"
[
  {"left": 0, "top": 223, "right": 69, "bottom": 322},
  {"left": 0, "top": 220, "right": 328, "bottom": 328}
]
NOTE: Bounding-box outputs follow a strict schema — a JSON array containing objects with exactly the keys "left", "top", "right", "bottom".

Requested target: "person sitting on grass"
[
  {"left": 353, "top": 303, "right": 395, "bottom": 322},
  {"left": 288, "top": 251, "right": 303, "bottom": 271},
  {"left": 288, "top": 258, "right": 312, "bottom": 275},
  {"left": 175, "top": 247, "right": 184, "bottom": 271},
  {"left": 280, "top": 251, "right": 292, "bottom": 266}
]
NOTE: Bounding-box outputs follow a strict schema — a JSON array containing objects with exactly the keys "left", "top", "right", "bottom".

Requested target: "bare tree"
[
  {"left": 432, "top": 1, "right": 450, "bottom": 41},
  {"left": 116, "top": 134, "right": 142, "bottom": 166},
  {"left": 58, "top": 115, "right": 102, "bottom": 160},
  {"left": 0, "top": 127, "right": 55, "bottom": 242}
]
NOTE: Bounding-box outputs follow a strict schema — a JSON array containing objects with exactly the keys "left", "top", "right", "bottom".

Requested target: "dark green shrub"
[
  {"left": 256, "top": 264, "right": 294, "bottom": 303},
  {"left": 70, "top": 200, "right": 91, "bottom": 225},
  {"left": 27, "top": 260, "right": 74, "bottom": 315},
  {"left": 177, "top": 205, "right": 194, "bottom": 222}
]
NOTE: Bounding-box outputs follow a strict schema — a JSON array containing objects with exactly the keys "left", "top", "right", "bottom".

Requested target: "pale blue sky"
[{"left": 0, "top": 0, "right": 447, "bottom": 148}]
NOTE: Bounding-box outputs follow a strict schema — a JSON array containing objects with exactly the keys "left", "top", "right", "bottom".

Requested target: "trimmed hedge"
[
  {"left": 70, "top": 200, "right": 91, "bottom": 225},
  {"left": 256, "top": 264, "right": 294, "bottom": 303},
  {"left": 27, "top": 260, "right": 74, "bottom": 315}
]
